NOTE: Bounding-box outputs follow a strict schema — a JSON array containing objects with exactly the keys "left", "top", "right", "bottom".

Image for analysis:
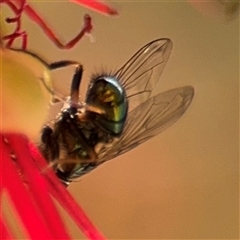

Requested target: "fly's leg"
[
  {"left": 50, "top": 61, "right": 97, "bottom": 162},
  {"left": 41, "top": 61, "right": 89, "bottom": 161},
  {"left": 68, "top": 121, "right": 98, "bottom": 163},
  {"left": 49, "top": 61, "right": 82, "bottom": 70},
  {"left": 54, "top": 61, "right": 96, "bottom": 161},
  {"left": 70, "top": 64, "right": 83, "bottom": 106},
  {"left": 49, "top": 61, "right": 83, "bottom": 105},
  {"left": 39, "top": 61, "right": 82, "bottom": 152}
]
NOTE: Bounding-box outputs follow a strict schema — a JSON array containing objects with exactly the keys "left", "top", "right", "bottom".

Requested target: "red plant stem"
[
  {"left": 3, "top": 32, "right": 27, "bottom": 49},
  {"left": 70, "top": 0, "right": 118, "bottom": 16},
  {"left": 22, "top": 4, "right": 93, "bottom": 49},
  {"left": 1, "top": 0, "right": 27, "bottom": 49},
  {"left": 0, "top": 0, "right": 24, "bottom": 14},
  {"left": 1, "top": 0, "right": 93, "bottom": 49}
]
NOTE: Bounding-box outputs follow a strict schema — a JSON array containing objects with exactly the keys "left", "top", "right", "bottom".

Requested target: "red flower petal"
[
  {"left": 0, "top": 217, "right": 14, "bottom": 239},
  {"left": 1, "top": 133, "right": 106, "bottom": 239},
  {"left": 29, "top": 141, "right": 106, "bottom": 240}
]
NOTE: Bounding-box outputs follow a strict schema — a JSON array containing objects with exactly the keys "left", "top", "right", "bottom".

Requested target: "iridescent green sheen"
[{"left": 86, "top": 76, "right": 128, "bottom": 135}]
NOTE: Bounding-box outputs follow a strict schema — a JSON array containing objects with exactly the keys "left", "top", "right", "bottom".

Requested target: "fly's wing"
[
  {"left": 97, "top": 86, "right": 194, "bottom": 163},
  {"left": 115, "top": 38, "right": 173, "bottom": 111}
]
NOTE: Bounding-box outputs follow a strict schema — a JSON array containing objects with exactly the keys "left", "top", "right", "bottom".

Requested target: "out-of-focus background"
[{"left": 2, "top": 1, "right": 239, "bottom": 239}]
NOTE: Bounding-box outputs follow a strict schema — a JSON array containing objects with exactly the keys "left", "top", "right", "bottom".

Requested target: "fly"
[{"left": 38, "top": 38, "right": 194, "bottom": 185}]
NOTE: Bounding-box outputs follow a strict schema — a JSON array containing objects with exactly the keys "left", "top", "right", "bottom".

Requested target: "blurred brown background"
[{"left": 3, "top": 1, "right": 239, "bottom": 239}]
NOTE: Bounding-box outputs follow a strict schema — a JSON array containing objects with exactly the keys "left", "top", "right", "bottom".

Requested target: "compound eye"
[
  {"left": 87, "top": 78, "right": 121, "bottom": 107},
  {"left": 85, "top": 76, "right": 128, "bottom": 135}
]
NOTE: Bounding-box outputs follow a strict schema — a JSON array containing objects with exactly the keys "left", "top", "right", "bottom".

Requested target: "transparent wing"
[
  {"left": 115, "top": 38, "right": 173, "bottom": 111},
  {"left": 97, "top": 86, "right": 194, "bottom": 163}
]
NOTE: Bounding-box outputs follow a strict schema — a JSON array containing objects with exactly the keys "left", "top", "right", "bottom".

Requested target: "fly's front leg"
[
  {"left": 48, "top": 61, "right": 83, "bottom": 104},
  {"left": 70, "top": 64, "right": 83, "bottom": 106}
]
